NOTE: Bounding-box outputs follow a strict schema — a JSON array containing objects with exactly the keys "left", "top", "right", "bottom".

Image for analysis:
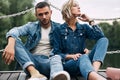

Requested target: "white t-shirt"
[{"left": 32, "top": 26, "right": 51, "bottom": 56}]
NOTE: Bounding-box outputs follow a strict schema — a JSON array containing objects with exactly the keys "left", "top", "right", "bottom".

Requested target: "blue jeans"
[
  {"left": 14, "top": 39, "right": 61, "bottom": 78},
  {"left": 50, "top": 55, "right": 63, "bottom": 77},
  {"left": 52, "top": 37, "right": 108, "bottom": 80}
]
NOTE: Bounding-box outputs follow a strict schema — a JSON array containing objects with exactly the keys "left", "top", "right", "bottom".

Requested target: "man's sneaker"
[{"left": 51, "top": 71, "right": 70, "bottom": 80}]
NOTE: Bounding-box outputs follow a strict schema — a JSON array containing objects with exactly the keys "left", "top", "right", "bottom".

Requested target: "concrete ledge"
[{"left": 0, "top": 70, "right": 107, "bottom": 80}]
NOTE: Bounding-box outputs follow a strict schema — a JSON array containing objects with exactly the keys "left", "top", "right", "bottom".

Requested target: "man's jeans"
[
  {"left": 51, "top": 37, "right": 108, "bottom": 80},
  {"left": 50, "top": 55, "right": 63, "bottom": 77},
  {"left": 14, "top": 39, "right": 61, "bottom": 78}
]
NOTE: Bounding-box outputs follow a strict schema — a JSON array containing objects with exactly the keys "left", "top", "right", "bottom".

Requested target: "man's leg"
[
  {"left": 50, "top": 55, "right": 70, "bottom": 80},
  {"left": 14, "top": 39, "right": 47, "bottom": 80},
  {"left": 88, "top": 37, "right": 108, "bottom": 72},
  {"left": 33, "top": 55, "right": 50, "bottom": 78},
  {"left": 27, "top": 65, "right": 47, "bottom": 80}
]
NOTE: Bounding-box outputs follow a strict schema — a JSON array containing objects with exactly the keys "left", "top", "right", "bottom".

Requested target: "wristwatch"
[{"left": 89, "top": 20, "right": 95, "bottom": 26}]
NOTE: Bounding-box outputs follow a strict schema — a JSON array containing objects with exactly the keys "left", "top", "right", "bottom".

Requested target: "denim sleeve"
[
  {"left": 51, "top": 27, "right": 67, "bottom": 60},
  {"left": 84, "top": 24, "right": 105, "bottom": 40},
  {"left": 6, "top": 22, "right": 31, "bottom": 40}
]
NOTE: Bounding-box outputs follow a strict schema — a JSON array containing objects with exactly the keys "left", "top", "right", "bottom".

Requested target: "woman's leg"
[
  {"left": 79, "top": 54, "right": 106, "bottom": 80},
  {"left": 88, "top": 37, "right": 108, "bottom": 72},
  {"left": 78, "top": 54, "right": 94, "bottom": 79},
  {"left": 63, "top": 59, "right": 80, "bottom": 76}
]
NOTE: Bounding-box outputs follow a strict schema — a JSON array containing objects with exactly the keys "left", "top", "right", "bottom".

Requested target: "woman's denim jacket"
[
  {"left": 6, "top": 21, "right": 60, "bottom": 51},
  {"left": 52, "top": 22, "right": 105, "bottom": 60}
]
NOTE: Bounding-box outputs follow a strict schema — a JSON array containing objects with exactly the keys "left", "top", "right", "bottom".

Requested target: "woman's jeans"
[
  {"left": 51, "top": 37, "right": 108, "bottom": 80},
  {"left": 14, "top": 39, "right": 61, "bottom": 78}
]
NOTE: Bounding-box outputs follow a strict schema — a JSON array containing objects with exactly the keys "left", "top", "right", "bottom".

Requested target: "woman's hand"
[
  {"left": 66, "top": 53, "right": 82, "bottom": 60},
  {"left": 78, "top": 14, "right": 91, "bottom": 22},
  {"left": 84, "top": 48, "right": 89, "bottom": 54}
]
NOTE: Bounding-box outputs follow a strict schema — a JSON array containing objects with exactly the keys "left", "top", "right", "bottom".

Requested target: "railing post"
[{"left": 0, "top": 49, "right": 4, "bottom": 53}]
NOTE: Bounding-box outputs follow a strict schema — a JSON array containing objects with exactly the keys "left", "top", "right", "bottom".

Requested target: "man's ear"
[
  {"left": 50, "top": 10, "right": 52, "bottom": 14},
  {"left": 35, "top": 13, "right": 37, "bottom": 17}
]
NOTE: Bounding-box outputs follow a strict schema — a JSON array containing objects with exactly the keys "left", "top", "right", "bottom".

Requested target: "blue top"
[
  {"left": 6, "top": 21, "right": 60, "bottom": 51},
  {"left": 51, "top": 22, "right": 105, "bottom": 60}
]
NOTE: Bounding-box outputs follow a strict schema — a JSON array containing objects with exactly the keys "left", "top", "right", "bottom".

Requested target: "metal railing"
[{"left": 0, "top": 49, "right": 120, "bottom": 54}]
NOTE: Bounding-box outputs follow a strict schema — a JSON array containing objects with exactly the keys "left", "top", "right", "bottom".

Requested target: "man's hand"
[
  {"left": 2, "top": 45, "right": 15, "bottom": 65},
  {"left": 2, "top": 37, "right": 15, "bottom": 65}
]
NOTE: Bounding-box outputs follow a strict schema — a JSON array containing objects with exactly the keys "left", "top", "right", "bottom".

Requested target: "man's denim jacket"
[
  {"left": 52, "top": 22, "right": 106, "bottom": 60},
  {"left": 6, "top": 21, "right": 60, "bottom": 51}
]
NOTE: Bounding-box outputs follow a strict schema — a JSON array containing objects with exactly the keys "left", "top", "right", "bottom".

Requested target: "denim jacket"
[
  {"left": 52, "top": 22, "right": 105, "bottom": 60},
  {"left": 6, "top": 21, "right": 60, "bottom": 51}
]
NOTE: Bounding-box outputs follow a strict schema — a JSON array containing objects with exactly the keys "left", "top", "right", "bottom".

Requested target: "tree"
[
  {"left": 86, "top": 21, "right": 120, "bottom": 68},
  {"left": 0, "top": 0, "right": 35, "bottom": 71},
  {"left": 97, "top": 21, "right": 120, "bottom": 51},
  {"left": 9, "top": 0, "right": 35, "bottom": 27}
]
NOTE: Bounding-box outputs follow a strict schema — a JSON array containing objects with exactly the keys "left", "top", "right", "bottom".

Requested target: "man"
[{"left": 2, "top": 1, "right": 70, "bottom": 80}]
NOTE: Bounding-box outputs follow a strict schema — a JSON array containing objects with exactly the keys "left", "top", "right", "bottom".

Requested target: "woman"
[{"left": 51, "top": 0, "right": 108, "bottom": 80}]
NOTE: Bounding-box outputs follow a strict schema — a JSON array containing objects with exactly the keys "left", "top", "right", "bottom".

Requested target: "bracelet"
[{"left": 89, "top": 20, "right": 95, "bottom": 25}]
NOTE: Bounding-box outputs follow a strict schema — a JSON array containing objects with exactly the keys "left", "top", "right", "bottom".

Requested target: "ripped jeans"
[
  {"left": 50, "top": 37, "right": 108, "bottom": 80},
  {"left": 14, "top": 39, "right": 61, "bottom": 78}
]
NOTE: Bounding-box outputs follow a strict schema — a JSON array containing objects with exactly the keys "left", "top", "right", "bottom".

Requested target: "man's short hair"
[{"left": 35, "top": 1, "right": 50, "bottom": 9}]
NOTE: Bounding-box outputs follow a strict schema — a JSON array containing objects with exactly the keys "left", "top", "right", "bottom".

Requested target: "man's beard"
[{"left": 40, "top": 19, "right": 50, "bottom": 25}]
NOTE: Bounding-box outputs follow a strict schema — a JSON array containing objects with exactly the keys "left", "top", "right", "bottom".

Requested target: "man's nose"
[
  {"left": 43, "top": 14, "right": 46, "bottom": 18},
  {"left": 78, "top": 6, "right": 80, "bottom": 9}
]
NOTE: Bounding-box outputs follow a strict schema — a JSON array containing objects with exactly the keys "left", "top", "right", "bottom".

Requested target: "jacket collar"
[{"left": 62, "top": 22, "right": 84, "bottom": 30}]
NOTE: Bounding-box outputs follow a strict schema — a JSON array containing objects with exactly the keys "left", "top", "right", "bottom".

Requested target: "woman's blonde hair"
[{"left": 61, "top": 0, "right": 74, "bottom": 22}]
